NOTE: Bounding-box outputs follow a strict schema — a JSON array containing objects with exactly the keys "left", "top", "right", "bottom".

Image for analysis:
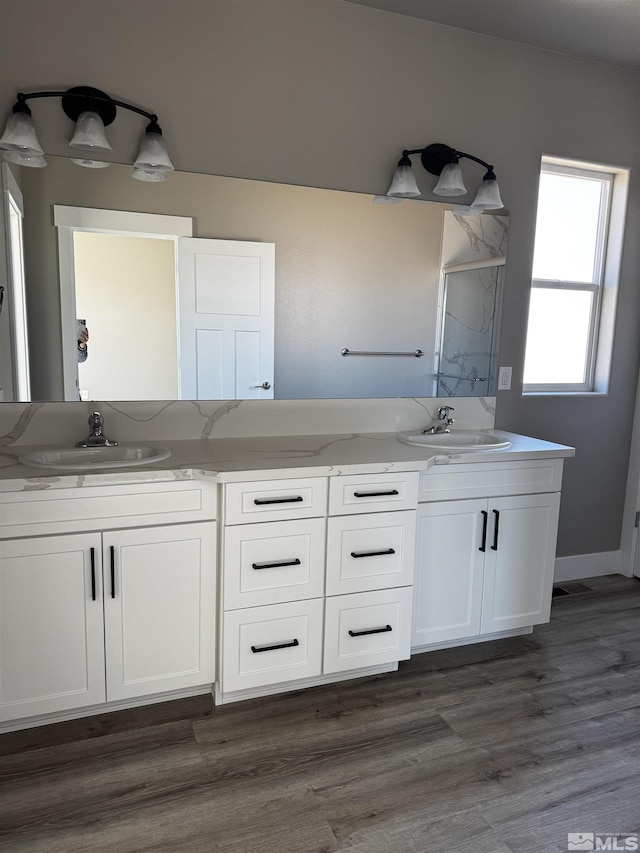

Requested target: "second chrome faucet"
[
  {"left": 75, "top": 411, "right": 118, "bottom": 448},
  {"left": 423, "top": 405, "right": 455, "bottom": 435}
]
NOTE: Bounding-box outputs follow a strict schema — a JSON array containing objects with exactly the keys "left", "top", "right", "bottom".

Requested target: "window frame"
[{"left": 524, "top": 160, "right": 615, "bottom": 394}]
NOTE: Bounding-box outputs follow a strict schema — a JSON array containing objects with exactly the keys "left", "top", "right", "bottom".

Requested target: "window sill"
[{"left": 523, "top": 391, "right": 610, "bottom": 397}]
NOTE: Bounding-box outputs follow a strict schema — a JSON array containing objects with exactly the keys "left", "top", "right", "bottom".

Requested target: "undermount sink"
[
  {"left": 19, "top": 445, "right": 172, "bottom": 471},
  {"left": 399, "top": 431, "right": 511, "bottom": 452}
]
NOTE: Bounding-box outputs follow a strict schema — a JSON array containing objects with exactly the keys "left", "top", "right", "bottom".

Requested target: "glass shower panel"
[{"left": 436, "top": 264, "right": 504, "bottom": 397}]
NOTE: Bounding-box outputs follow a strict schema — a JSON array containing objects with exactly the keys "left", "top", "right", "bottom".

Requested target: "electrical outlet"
[{"left": 498, "top": 366, "right": 512, "bottom": 390}]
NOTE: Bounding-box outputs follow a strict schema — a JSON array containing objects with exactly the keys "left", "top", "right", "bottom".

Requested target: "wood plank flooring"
[{"left": 1, "top": 574, "right": 639, "bottom": 853}]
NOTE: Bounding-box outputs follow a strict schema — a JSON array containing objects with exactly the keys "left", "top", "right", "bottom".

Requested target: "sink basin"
[
  {"left": 19, "top": 445, "right": 172, "bottom": 471},
  {"left": 399, "top": 431, "right": 511, "bottom": 452}
]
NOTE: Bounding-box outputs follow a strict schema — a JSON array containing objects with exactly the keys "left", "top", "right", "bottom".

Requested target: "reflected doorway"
[{"left": 55, "top": 206, "right": 275, "bottom": 401}]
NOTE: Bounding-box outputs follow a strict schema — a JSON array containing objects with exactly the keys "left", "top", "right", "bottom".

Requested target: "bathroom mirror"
[{"left": 12, "top": 157, "right": 508, "bottom": 401}]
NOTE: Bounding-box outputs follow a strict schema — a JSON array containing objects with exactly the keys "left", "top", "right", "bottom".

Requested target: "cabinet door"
[
  {"left": 0, "top": 533, "right": 105, "bottom": 721},
  {"left": 481, "top": 493, "right": 560, "bottom": 633},
  {"left": 103, "top": 523, "right": 216, "bottom": 702},
  {"left": 412, "top": 500, "right": 486, "bottom": 648}
]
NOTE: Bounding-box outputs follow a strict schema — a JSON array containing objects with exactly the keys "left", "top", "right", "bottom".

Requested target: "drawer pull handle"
[
  {"left": 252, "top": 558, "right": 301, "bottom": 570},
  {"left": 350, "top": 548, "right": 396, "bottom": 559},
  {"left": 90, "top": 547, "right": 96, "bottom": 601},
  {"left": 251, "top": 639, "right": 300, "bottom": 653},
  {"left": 253, "top": 496, "right": 304, "bottom": 505},
  {"left": 491, "top": 509, "right": 500, "bottom": 551},
  {"left": 479, "top": 510, "right": 488, "bottom": 552},
  {"left": 353, "top": 490, "right": 399, "bottom": 498},
  {"left": 110, "top": 545, "right": 116, "bottom": 599},
  {"left": 348, "top": 625, "right": 392, "bottom": 638}
]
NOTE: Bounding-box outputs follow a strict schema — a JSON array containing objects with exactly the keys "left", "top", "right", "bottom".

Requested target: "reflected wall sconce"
[
  {"left": 0, "top": 86, "right": 174, "bottom": 181},
  {"left": 387, "top": 143, "right": 503, "bottom": 210}
]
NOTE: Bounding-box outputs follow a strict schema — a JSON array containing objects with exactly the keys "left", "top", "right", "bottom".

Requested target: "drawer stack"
[{"left": 220, "top": 472, "right": 418, "bottom": 699}]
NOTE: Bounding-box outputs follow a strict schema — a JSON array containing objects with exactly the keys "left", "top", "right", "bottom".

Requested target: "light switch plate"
[{"left": 498, "top": 366, "right": 512, "bottom": 390}]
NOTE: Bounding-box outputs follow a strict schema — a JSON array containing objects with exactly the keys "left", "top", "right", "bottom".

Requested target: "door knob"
[{"left": 252, "top": 381, "right": 271, "bottom": 390}]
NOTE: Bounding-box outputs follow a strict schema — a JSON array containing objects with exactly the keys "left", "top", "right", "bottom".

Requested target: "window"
[{"left": 523, "top": 159, "right": 622, "bottom": 393}]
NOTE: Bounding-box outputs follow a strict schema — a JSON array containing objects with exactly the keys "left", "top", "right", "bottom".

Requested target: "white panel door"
[
  {"left": 178, "top": 238, "right": 275, "bottom": 399},
  {"left": 0, "top": 533, "right": 105, "bottom": 721},
  {"left": 103, "top": 523, "right": 216, "bottom": 701},
  {"left": 412, "top": 499, "right": 486, "bottom": 648},
  {"left": 481, "top": 493, "right": 560, "bottom": 633}
]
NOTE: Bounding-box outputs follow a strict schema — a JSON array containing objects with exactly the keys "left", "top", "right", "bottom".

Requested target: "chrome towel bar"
[{"left": 341, "top": 348, "right": 424, "bottom": 358}]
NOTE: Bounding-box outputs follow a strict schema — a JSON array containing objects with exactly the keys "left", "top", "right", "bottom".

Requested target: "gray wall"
[{"left": 1, "top": 0, "right": 639, "bottom": 558}]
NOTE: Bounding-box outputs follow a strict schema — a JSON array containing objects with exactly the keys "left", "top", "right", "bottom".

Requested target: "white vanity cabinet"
[
  {"left": 0, "top": 481, "right": 217, "bottom": 726},
  {"left": 0, "top": 532, "right": 106, "bottom": 721},
  {"left": 412, "top": 459, "right": 563, "bottom": 650},
  {"left": 219, "top": 472, "right": 418, "bottom": 701}
]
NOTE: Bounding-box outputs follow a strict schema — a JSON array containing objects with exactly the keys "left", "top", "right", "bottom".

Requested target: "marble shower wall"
[
  {"left": 436, "top": 212, "right": 508, "bottom": 397},
  {"left": 0, "top": 397, "right": 496, "bottom": 446}
]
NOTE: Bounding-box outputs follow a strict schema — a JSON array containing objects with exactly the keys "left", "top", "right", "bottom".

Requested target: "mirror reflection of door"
[
  {"left": 1, "top": 164, "right": 30, "bottom": 401},
  {"left": 436, "top": 259, "right": 505, "bottom": 397},
  {"left": 177, "top": 238, "right": 275, "bottom": 400},
  {"left": 56, "top": 206, "right": 275, "bottom": 401},
  {"left": 74, "top": 232, "right": 178, "bottom": 400}
]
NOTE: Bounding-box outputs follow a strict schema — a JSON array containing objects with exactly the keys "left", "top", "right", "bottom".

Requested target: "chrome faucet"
[
  {"left": 423, "top": 405, "right": 455, "bottom": 434},
  {"left": 75, "top": 411, "right": 118, "bottom": 448}
]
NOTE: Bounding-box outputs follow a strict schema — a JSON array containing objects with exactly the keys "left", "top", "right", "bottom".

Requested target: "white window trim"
[{"left": 523, "top": 157, "right": 627, "bottom": 395}]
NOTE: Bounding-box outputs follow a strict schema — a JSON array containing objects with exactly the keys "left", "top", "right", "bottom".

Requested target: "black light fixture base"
[
  {"left": 420, "top": 143, "right": 458, "bottom": 176},
  {"left": 61, "top": 87, "right": 117, "bottom": 126}
]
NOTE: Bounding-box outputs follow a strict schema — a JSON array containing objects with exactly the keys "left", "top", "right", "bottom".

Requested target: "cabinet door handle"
[
  {"left": 251, "top": 639, "right": 299, "bottom": 653},
  {"left": 353, "top": 490, "right": 399, "bottom": 498},
  {"left": 348, "top": 625, "right": 392, "bottom": 638},
  {"left": 252, "top": 558, "right": 301, "bottom": 570},
  {"left": 479, "top": 510, "right": 488, "bottom": 552},
  {"left": 491, "top": 509, "right": 500, "bottom": 551},
  {"left": 253, "top": 496, "right": 304, "bottom": 505},
  {"left": 90, "top": 547, "right": 96, "bottom": 601},
  {"left": 110, "top": 545, "right": 116, "bottom": 598},
  {"left": 350, "top": 548, "right": 396, "bottom": 558}
]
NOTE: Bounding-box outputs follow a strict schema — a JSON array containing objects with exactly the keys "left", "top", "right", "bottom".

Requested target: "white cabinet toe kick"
[{"left": 0, "top": 453, "right": 566, "bottom": 725}]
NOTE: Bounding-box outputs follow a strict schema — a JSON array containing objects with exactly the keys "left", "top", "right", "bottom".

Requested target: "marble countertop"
[{"left": 0, "top": 430, "right": 575, "bottom": 492}]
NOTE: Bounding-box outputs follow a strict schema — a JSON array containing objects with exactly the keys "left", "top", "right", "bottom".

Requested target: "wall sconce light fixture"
[
  {"left": 387, "top": 143, "right": 503, "bottom": 210},
  {"left": 0, "top": 86, "right": 174, "bottom": 181}
]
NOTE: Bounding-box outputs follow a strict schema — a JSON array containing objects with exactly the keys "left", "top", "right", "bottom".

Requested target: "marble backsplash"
[{"left": 0, "top": 397, "right": 495, "bottom": 446}]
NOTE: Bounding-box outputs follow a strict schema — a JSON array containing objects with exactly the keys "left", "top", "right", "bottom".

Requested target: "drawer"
[
  {"left": 222, "top": 599, "right": 323, "bottom": 692},
  {"left": 324, "top": 587, "right": 412, "bottom": 674},
  {"left": 223, "top": 518, "right": 326, "bottom": 610},
  {"left": 419, "top": 459, "right": 564, "bottom": 502},
  {"left": 0, "top": 481, "right": 217, "bottom": 539},
  {"left": 326, "top": 511, "right": 416, "bottom": 595},
  {"left": 224, "top": 477, "right": 328, "bottom": 525},
  {"left": 329, "top": 473, "right": 419, "bottom": 516}
]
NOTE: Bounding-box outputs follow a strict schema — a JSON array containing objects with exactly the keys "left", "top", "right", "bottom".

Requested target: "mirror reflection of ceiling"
[
  {"left": 18, "top": 156, "right": 508, "bottom": 402},
  {"left": 344, "top": 0, "right": 640, "bottom": 71}
]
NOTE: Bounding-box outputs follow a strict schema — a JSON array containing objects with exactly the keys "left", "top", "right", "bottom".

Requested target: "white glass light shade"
[
  {"left": 132, "top": 167, "right": 169, "bottom": 182},
  {"left": 2, "top": 149, "right": 46, "bottom": 168},
  {"left": 69, "top": 111, "right": 113, "bottom": 152},
  {"left": 71, "top": 157, "right": 111, "bottom": 168},
  {"left": 471, "top": 177, "right": 503, "bottom": 210},
  {"left": 386, "top": 164, "right": 420, "bottom": 197},
  {"left": 432, "top": 162, "right": 466, "bottom": 196},
  {"left": 134, "top": 131, "right": 174, "bottom": 172},
  {"left": 0, "top": 111, "right": 44, "bottom": 155}
]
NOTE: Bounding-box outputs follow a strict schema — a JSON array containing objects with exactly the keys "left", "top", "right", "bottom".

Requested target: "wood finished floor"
[{"left": 1, "top": 574, "right": 639, "bottom": 853}]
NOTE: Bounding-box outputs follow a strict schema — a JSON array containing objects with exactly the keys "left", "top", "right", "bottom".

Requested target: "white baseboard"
[{"left": 554, "top": 550, "right": 621, "bottom": 582}]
